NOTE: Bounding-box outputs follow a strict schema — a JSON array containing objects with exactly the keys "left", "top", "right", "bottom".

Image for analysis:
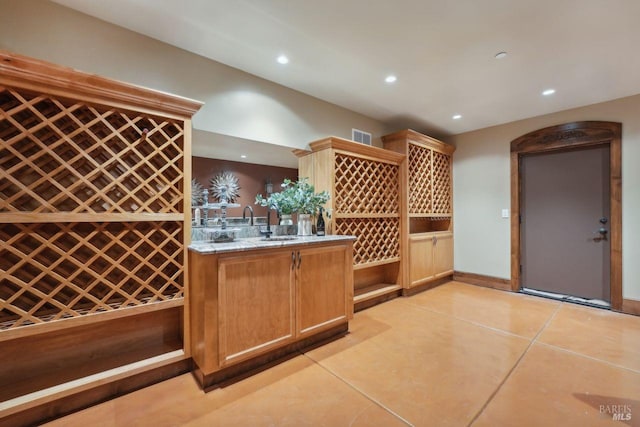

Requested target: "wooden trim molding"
[
  {"left": 0, "top": 50, "right": 204, "bottom": 119},
  {"left": 510, "top": 121, "right": 622, "bottom": 310},
  {"left": 381, "top": 129, "right": 456, "bottom": 155},
  {"left": 453, "top": 271, "right": 512, "bottom": 292},
  {"left": 622, "top": 299, "right": 640, "bottom": 316},
  {"left": 306, "top": 136, "right": 406, "bottom": 164}
]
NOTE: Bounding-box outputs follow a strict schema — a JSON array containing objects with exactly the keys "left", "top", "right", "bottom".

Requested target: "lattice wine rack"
[
  {"left": 0, "top": 52, "right": 202, "bottom": 333},
  {"left": 408, "top": 143, "right": 433, "bottom": 213},
  {"left": 407, "top": 142, "right": 452, "bottom": 215},
  {"left": 431, "top": 151, "right": 452, "bottom": 214},
  {"left": 334, "top": 153, "right": 399, "bottom": 214},
  {"left": 0, "top": 88, "right": 184, "bottom": 214},
  {"left": 333, "top": 152, "right": 401, "bottom": 266},
  {"left": 334, "top": 217, "right": 399, "bottom": 265},
  {"left": 0, "top": 221, "right": 183, "bottom": 329}
]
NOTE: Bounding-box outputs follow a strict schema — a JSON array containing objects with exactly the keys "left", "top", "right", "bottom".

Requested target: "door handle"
[
  {"left": 592, "top": 228, "right": 608, "bottom": 242},
  {"left": 296, "top": 251, "right": 302, "bottom": 269},
  {"left": 291, "top": 251, "right": 296, "bottom": 270}
]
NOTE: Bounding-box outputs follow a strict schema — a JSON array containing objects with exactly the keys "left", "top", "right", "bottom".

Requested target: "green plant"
[{"left": 255, "top": 178, "right": 330, "bottom": 215}]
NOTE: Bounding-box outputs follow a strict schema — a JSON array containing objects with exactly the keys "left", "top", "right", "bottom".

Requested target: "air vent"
[{"left": 352, "top": 128, "right": 372, "bottom": 145}]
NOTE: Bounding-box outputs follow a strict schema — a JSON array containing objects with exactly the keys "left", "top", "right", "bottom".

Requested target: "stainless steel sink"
[{"left": 260, "top": 236, "right": 298, "bottom": 241}]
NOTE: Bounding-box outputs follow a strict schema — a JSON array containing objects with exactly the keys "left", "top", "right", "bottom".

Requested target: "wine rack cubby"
[
  {"left": 296, "top": 137, "right": 405, "bottom": 309},
  {"left": 0, "top": 51, "right": 202, "bottom": 422},
  {"left": 383, "top": 129, "right": 455, "bottom": 291}
]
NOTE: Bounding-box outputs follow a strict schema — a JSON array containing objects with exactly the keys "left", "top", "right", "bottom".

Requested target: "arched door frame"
[{"left": 510, "top": 121, "right": 622, "bottom": 310}]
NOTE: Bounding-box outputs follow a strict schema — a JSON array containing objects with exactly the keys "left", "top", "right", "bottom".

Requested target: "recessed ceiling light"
[
  {"left": 494, "top": 51, "right": 508, "bottom": 59},
  {"left": 452, "top": 114, "right": 462, "bottom": 120},
  {"left": 277, "top": 55, "right": 289, "bottom": 65},
  {"left": 542, "top": 89, "right": 556, "bottom": 96},
  {"left": 240, "top": 154, "right": 247, "bottom": 159},
  {"left": 385, "top": 75, "right": 397, "bottom": 84}
]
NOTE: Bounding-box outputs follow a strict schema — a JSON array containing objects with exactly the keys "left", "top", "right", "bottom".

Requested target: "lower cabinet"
[
  {"left": 189, "top": 239, "right": 353, "bottom": 388},
  {"left": 297, "top": 245, "right": 349, "bottom": 337},
  {"left": 218, "top": 251, "right": 295, "bottom": 367},
  {"left": 409, "top": 232, "right": 453, "bottom": 287}
]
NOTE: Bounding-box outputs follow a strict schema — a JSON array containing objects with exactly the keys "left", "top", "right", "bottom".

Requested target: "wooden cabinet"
[
  {"left": 189, "top": 238, "right": 353, "bottom": 388},
  {"left": 382, "top": 130, "right": 455, "bottom": 291},
  {"left": 296, "top": 137, "right": 405, "bottom": 309},
  {"left": 433, "top": 232, "right": 454, "bottom": 275},
  {"left": 0, "top": 52, "right": 202, "bottom": 422},
  {"left": 409, "top": 232, "right": 453, "bottom": 287},
  {"left": 218, "top": 251, "right": 295, "bottom": 367},
  {"left": 297, "top": 245, "right": 350, "bottom": 337}
]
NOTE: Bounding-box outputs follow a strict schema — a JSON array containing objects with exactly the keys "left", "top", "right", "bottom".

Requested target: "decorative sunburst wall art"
[
  {"left": 191, "top": 179, "right": 205, "bottom": 206},
  {"left": 210, "top": 172, "right": 241, "bottom": 203}
]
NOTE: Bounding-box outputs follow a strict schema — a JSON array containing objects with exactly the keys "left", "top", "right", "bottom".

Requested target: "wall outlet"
[{"left": 501, "top": 209, "right": 510, "bottom": 218}]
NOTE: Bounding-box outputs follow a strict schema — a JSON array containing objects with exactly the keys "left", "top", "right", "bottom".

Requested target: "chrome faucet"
[{"left": 242, "top": 205, "right": 254, "bottom": 226}]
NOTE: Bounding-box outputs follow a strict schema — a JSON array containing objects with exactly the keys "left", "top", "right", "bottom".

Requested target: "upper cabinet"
[
  {"left": 382, "top": 129, "right": 455, "bottom": 291},
  {"left": 296, "top": 137, "right": 405, "bottom": 310}
]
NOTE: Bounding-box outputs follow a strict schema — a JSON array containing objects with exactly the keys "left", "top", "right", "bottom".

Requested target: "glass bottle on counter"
[{"left": 316, "top": 207, "right": 325, "bottom": 236}]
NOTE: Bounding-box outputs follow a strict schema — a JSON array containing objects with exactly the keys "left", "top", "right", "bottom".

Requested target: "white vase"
[
  {"left": 280, "top": 214, "right": 294, "bottom": 225},
  {"left": 297, "top": 213, "right": 312, "bottom": 236}
]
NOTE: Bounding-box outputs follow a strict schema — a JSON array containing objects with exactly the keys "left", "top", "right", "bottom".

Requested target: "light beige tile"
[
  {"left": 474, "top": 343, "right": 640, "bottom": 427},
  {"left": 44, "top": 356, "right": 407, "bottom": 427},
  {"left": 307, "top": 300, "right": 530, "bottom": 427},
  {"left": 42, "top": 282, "right": 640, "bottom": 427},
  {"left": 538, "top": 303, "right": 640, "bottom": 372},
  {"left": 402, "top": 281, "right": 560, "bottom": 338}
]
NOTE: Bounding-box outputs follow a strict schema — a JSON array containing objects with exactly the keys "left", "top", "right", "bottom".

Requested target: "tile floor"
[{"left": 45, "top": 281, "right": 640, "bottom": 426}]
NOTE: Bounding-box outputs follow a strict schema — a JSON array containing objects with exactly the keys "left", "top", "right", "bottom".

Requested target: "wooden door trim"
[{"left": 510, "top": 121, "right": 622, "bottom": 310}]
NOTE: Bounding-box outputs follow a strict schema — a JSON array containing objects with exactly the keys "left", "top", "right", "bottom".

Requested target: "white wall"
[
  {"left": 0, "top": 0, "right": 391, "bottom": 155},
  {"left": 450, "top": 94, "right": 640, "bottom": 300}
]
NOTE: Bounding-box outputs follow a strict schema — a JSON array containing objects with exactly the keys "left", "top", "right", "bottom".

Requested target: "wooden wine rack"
[
  {"left": 382, "top": 129, "right": 455, "bottom": 291},
  {"left": 0, "top": 52, "right": 202, "bottom": 422},
  {"left": 334, "top": 153, "right": 399, "bottom": 214},
  {"left": 296, "top": 137, "right": 404, "bottom": 309},
  {"left": 0, "top": 221, "right": 183, "bottom": 330},
  {"left": 334, "top": 217, "right": 399, "bottom": 266}
]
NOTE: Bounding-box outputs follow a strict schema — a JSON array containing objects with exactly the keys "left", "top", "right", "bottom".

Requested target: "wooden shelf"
[
  {"left": 353, "top": 257, "right": 401, "bottom": 270},
  {"left": 354, "top": 283, "right": 402, "bottom": 304},
  {"left": 0, "top": 297, "right": 183, "bottom": 342},
  {"left": 0, "top": 212, "right": 185, "bottom": 224},
  {"left": 0, "top": 349, "right": 187, "bottom": 418}
]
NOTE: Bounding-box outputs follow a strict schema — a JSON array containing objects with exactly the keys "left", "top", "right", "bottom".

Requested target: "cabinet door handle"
[
  {"left": 297, "top": 251, "right": 302, "bottom": 269},
  {"left": 434, "top": 236, "right": 438, "bottom": 244},
  {"left": 291, "top": 251, "right": 296, "bottom": 270}
]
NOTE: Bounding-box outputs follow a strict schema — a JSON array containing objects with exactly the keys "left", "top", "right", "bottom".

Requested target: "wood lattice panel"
[
  {"left": 0, "top": 88, "right": 185, "bottom": 214},
  {"left": 334, "top": 153, "right": 399, "bottom": 214},
  {"left": 432, "top": 151, "right": 452, "bottom": 214},
  {"left": 408, "top": 143, "right": 433, "bottom": 213},
  {"left": 334, "top": 217, "right": 399, "bottom": 265},
  {"left": 0, "top": 221, "right": 184, "bottom": 330}
]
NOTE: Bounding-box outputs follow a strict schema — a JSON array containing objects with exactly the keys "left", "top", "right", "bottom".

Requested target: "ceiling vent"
[{"left": 352, "top": 128, "right": 372, "bottom": 145}]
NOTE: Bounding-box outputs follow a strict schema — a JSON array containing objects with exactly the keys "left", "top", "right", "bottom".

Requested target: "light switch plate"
[{"left": 501, "top": 209, "right": 509, "bottom": 218}]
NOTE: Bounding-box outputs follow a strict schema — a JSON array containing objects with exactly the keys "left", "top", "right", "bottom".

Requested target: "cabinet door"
[
  {"left": 218, "top": 250, "right": 295, "bottom": 367},
  {"left": 434, "top": 233, "right": 454, "bottom": 277},
  {"left": 297, "top": 245, "right": 348, "bottom": 337},
  {"left": 409, "top": 236, "right": 435, "bottom": 287}
]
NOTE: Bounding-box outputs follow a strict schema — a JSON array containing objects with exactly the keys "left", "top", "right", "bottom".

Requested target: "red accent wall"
[{"left": 192, "top": 157, "right": 298, "bottom": 218}]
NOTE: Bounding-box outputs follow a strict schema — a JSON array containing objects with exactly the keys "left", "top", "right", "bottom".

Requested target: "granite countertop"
[{"left": 188, "top": 235, "right": 356, "bottom": 255}]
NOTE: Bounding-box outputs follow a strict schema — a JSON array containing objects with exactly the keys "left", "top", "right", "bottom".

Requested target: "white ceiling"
[{"left": 53, "top": 0, "right": 640, "bottom": 137}]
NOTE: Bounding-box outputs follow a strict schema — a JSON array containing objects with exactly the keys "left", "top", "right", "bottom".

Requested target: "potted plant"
[{"left": 255, "top": 178, "right": 330, "bottom": 235}]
